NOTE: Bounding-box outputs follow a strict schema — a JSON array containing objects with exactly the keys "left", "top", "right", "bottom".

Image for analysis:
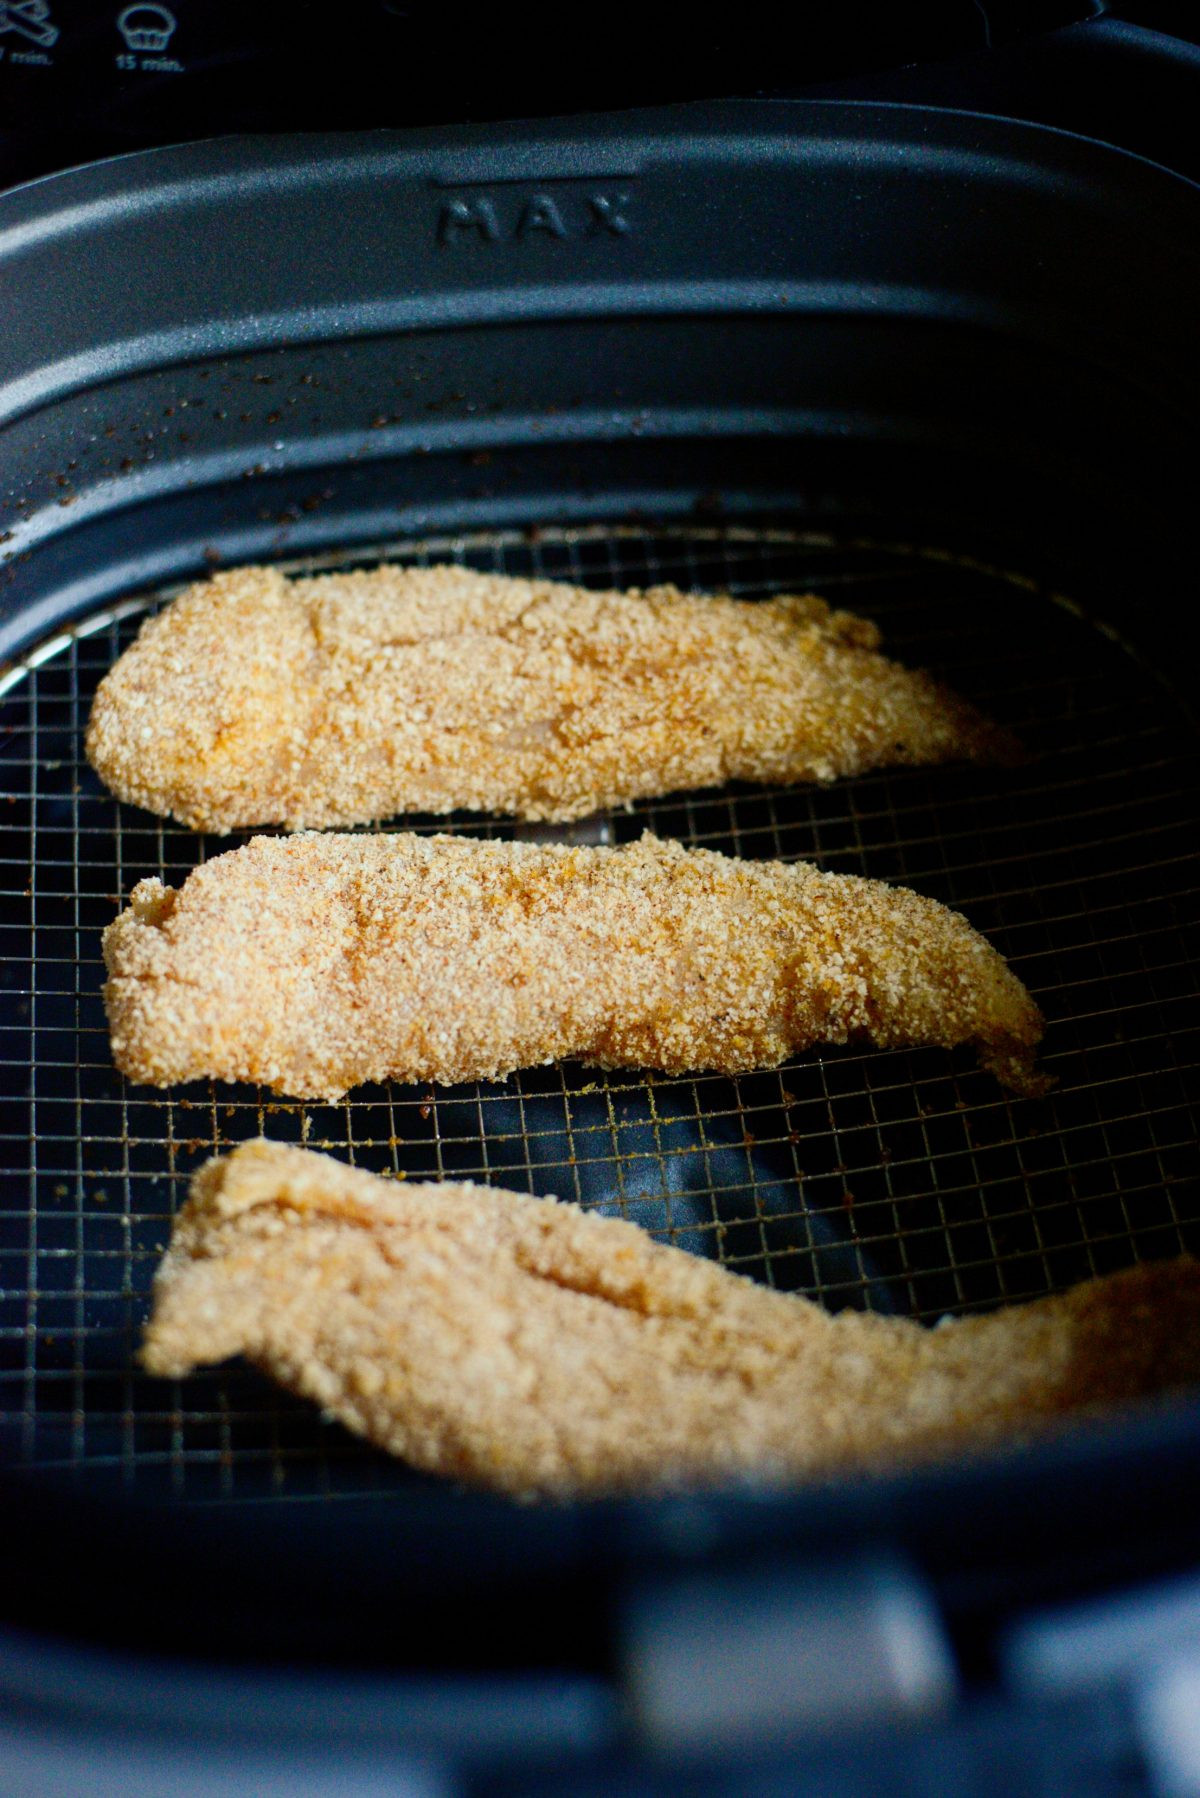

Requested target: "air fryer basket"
[
  {"left": 1, "top": 103, "right": 1199, "bottom": 1656},
  {"left": 3, "top": 518, "right": 1198, "bottom": 1500}
]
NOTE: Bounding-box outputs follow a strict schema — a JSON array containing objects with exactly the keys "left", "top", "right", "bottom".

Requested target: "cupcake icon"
[{"left": 116, "top": 4, "right": 176, "bottom": 52}]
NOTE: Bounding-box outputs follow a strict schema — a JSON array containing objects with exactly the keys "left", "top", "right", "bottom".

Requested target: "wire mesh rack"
[{"left": 1, "top": 522, "right": 1197, "bottom": 1501}]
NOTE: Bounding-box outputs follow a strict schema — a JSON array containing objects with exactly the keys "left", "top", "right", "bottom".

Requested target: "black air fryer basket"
[{"left": 1, "top": 82, "right": 1200, "bottom": 1784}]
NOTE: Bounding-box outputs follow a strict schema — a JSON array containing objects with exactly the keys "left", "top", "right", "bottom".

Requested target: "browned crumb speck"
[
  {"left": 85, "top": 563, "right": 1016, "bottom": 831},
  {"left": 102, "top": 831, "right": 1044, "bottom": 1100},
  {"left": 141, "top": 1141, "right": 1200, "bottom": 1500}
]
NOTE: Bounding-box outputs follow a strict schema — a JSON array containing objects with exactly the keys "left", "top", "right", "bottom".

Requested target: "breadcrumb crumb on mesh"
[
  {"left": 84, "top": 563, "right": 1019, "bottom": 831},
  {"left": 102, "top": 830, "right": 1045, "bottom": 1100},
  {"left": 140, "top": 1142, "right": 1200, "bottom": 1499}
]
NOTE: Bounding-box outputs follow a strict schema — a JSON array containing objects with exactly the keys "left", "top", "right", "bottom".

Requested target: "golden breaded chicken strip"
[
  {"left": 85, "top": 563, "right": 1015, "bottom": 831},
  {"left": 142, "top": 1142, "right": 1200, "bottom": 1499},
  {"left": 103, "top": 831, "right": 1044, "bottom": 1100}
]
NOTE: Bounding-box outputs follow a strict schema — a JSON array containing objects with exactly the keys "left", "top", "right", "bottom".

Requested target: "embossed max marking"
[{"left": 434, "top": 177, "right": 635, "bottom": 244}]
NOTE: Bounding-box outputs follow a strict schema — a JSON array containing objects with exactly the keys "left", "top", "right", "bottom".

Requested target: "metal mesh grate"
[{"left": 1, "top": 523, "right": 1198, "bottom": 1500}]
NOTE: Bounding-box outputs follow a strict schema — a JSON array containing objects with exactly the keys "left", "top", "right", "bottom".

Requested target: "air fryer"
[{"left": 1, "top": 5, "right": 1199, "bottom": 1795}]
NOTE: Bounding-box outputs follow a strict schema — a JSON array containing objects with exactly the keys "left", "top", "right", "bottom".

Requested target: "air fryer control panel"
[{"left": 0, "top": 0, "right": 1112, "bottom": 189}]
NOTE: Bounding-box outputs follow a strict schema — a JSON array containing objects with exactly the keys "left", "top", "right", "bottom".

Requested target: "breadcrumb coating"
[
  {"left": 103, "top": 830, "right": 1044, "bottom": 1100},
  {"left": 141, "top": 1142, "right": 1200, "bottom": 1499},
  {"left": 85, "top": 563, "right": 1015, "bottom": 831}
]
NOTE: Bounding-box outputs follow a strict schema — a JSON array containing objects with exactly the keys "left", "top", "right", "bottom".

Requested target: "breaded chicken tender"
[
  {"left": 85, "top": 563, "right": 1014, "bottom": 831},
  {"left": 103, "top": 831, "right": 1044, "bottom": 1100},
  {"left": 142, "top": 1142, "right": 1200, "bottom": 1499}
]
